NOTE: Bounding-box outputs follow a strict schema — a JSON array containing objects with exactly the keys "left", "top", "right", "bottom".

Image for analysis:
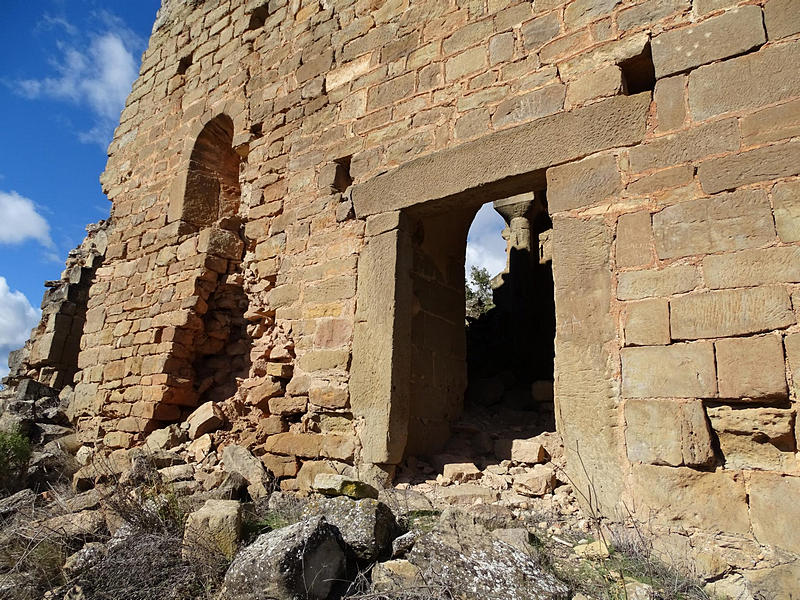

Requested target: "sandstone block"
[
  {"left": 624, "top": 298, "right": 670, "bottom": 346},
  {"left": 311, "top": 474, "right": 380, "bottom": 499},
  {"left": 509, "top": 439, "right": 548, "bottom": 464},
  {"left": 513, "top": 464, "right": 557, "bottom": 497},
  {"left": 628, "top": 118, "right": 739, "bottom": 173},
  {"left": 546, "top": 153, "right": 620, "bottom": 213},
  {"left": 186, "top": 401, "right": 224, "bottom": 439},
  {"left": 715, "top": 335, "right": 787, "bottom": 399},
  {"left": 222, "top": 444, "right": 271, "bottom": 499},
  {"left": 564, "top": 0, "right": 620, "bottom": 29},
  {"left": 308, "top": 385, "right": 349, "bottom": 409},
  {"left": 197, "top": 228, "right": 244, "bottom": 260},
  {"left": 653, "top": 75, "right": 686, "bottom": 132},
  {"left": 492, "top": 84, "right": 566, "bottom": 128},
  {"left": 268, "top": 395, "right": 307, "bottom": 416},
  {"left": 625, "top": 400, "right": 714, "bottom": 467},
  {"left": 442, "top": 463, "right": 481, "bottom": 484},
  {"left": 631, "top": 465, "right": 750, "bottom": 534},
  {"left": 617, "top": 264, "right": 701, "bottom": 300},
  {"left": 773, "top": 180, "right": 800, "bottom": 243},
  {"left": 183, "top": 499, "right": 242, "bottom": 560},
  {"left": 688, "top": 43, "right": 800, "bottom": 121},
  {"left": 670, "top": 287, "right": 794, "bottom": 340},
  {"left": 617, "top": 0, "right": 690, "bottom": 31},
  {"left": 565, "top": 65, "right": 622, "bottom": 108},
  {"left": 652, "top": 190, "right": 776, "bottom": 259},
  {"left": 627, "top": 165, "right": 694, "bottom": 196},
  {"left": 521, "top": 12, "right": 560, "bottom": 50},
  {"left": 740, "top": 98, "right": 800, "bottom": 146},
  {"left": 703, "top": 247, "right": 800, "bottom": 289},
  {"left": 651, "top": 6, "right": 765, "bottom": 78},
  {"left": 764, "top": 0, "right": 800, "bottom": 40},
  {"left": 615, "top": 211, "right": 653, "bottom": 268},
  {"left": 260, "top": 453, "right": 299, "bottom": 478},
  {"left": 445, "top": 46, "right": 486, "bottom": 81},
  {"left": 368, "top": 72, "right": 414, "bottom": 109},
  {"left": 749, "top": 473, "right": 800, "bottom": 554},
  {"left": 296, "top": 349, "right": 349, "bottom": 372},
  {"left": 698, "top": 140, "right": 800, "bottom": 195},
  {"left": 707, "top": 406, "right": 795, "bottom": 471},
  {"left": 621, "top": 343, "right": 717, "bottom": 398}
]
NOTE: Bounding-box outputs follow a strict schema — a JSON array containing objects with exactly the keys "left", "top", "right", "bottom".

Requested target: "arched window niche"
[{"left": 168, "top": 114, "right": 241, "bottom": 228}]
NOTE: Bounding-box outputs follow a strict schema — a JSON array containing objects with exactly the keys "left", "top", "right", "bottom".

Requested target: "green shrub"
[{"left": 0, "top": 429, "right": 32, "bottom": 493}]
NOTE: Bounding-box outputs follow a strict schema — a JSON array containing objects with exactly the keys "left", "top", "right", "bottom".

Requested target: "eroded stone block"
[
  {"left": 653, "top": 190, "right": 775, "bottom": 259},
  {"left": 707, "top": 406, "right": 795, "bottom": 471},
  {"left": 615, "top": 211, "right": 653, "bottom": 268},
  {"left": 773, "top": 180, "right": 800, "bottom": 243},
  {"left": 749, "top": 473, "right": 800, "bottom": 554},
  {"left": 624, "top": 298, "right": 670, "bottom": 346},
  {"left": 546, "top": 153, "right": 621, "bottom": 213},
  {"left": 715, "top": 335, "right": 787, "bottom": 400},
  {"left": 651, "top": 6, "right": 765, "bottom": 78},
  {"left": 617, "top": 264, "right": 701, "bottom": 300},
  {"left": 670, "top": 287, "right": 794, "bottom": 340},
  {"left": 703, "top": 247, "right": 800, "bottom": 289},
  {"left": 621, "top": 343, "right": 717, "bottom": 398}
]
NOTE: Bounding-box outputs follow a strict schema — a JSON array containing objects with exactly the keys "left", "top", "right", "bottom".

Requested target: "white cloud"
[
  {"left": 0, "top": 191, "right": 55, "bottom": 249},
  {"left": 17, "top": 28, "right": 140, "bottom": 147},
  {"left": 0, "top": 277, "right": 40, "bottom": 380},
  {"left": 466, "top": 203, "right": 507, "bottom": 278}
]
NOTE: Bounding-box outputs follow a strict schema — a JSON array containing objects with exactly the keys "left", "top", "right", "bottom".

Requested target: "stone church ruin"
[{"left": 2, "top": 0, "right": 800, "bottom": 595}]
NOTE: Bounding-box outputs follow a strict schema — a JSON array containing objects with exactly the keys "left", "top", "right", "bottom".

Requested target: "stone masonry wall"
[{"left": 48, "top": 0, "right": 800, "bottom": 592}]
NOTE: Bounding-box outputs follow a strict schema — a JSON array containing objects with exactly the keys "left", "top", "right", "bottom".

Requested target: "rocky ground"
[{"left": 0, "top": 396, "right": 721, "bottom": 600}]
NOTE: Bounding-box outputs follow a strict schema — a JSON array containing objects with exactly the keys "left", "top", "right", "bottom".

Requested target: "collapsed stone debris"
[{"left": 2, "top": 0, "right": 800, "bottom": 597}]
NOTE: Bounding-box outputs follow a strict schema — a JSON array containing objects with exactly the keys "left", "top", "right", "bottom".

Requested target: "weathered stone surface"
[
  {"left": 651, "top": 6, "right": 765, "bottom": 78},
  {"left": 621, "top": 343, "right": 717, "bottom": 398},
  {"left": 492, "top": 84, "right": 566, "bottom": 128},
  {"left": 631, "top": 465, "right": 750, "bottom": 534},
  {"left": 625, "top": 399, "right": 714, "bottom": 467},
  {"left": 222, "top": 444, "right": 272, "bottom": 499},
  {"left": 352, "top": 94, "right": 650, "bottom": 217},
  {"left": 689, "top": 42, "right": 800, "bottom": 121},
  {"left": 707, "top": 406, "right": 795, "bottom": 470},
  {"left": 628, "top": 118, "right": 739, "bottom": 173},
  {"left": 407, "top": 509, "right": 569, "bottom": 599},
  {"left": 617, "top": 0, "right": 690, "bottom": 32},
  {"left": 302, "top": 495, "right": 397, "bottom": 562},
  {"left": 513, "top": 464, "right": 557, "bottom": 497},
  {"left": 624, "top": 298, "right": 670, "bottom": 346},
  {"left": 698, "top": 140, "right": 800, "bottom": 195},
  {"left": 653, "top": 75, "right": 686, "bottom": 132},
  {"left": 740, "top": 98, "right": 800, "bottom": 146},
  {"left": 546, "top": 153, "right": 620, "bottom": 213},
  {"left": 617, "top": 264, "right": 701, "bottom": 300},
  {"left": 442, "top": 462, "right": 482, "bottom": 483},
  {"left": 564, "top": 0, "right": 620, "bottom": 29},
  {"left": 764, "top": 0, "right": 800, "bottom": 40},
  {"left": 773, "top": 180, "right": 800, "bottom": 243},
  {"left": 183, "top": 499, "right": 242, "bottom": 560},
  {"left": 371, "top": 559, "right": 423, "bottom": 592},
  {"left": 627, "top": 165, "right": 694, "bottom": 196},
  {"left": 715, "top": 335, "right": 787, "bottom": 400},
  {"left": 652, "top": 190, "right": 776, "bottom": 259},
  {"left": 312, "top": 473, "right": 379, "bottom": 499},
  {"left": 670, "top": 287, "right": 795, "bottom": 340},
  {"left": 703, "top": 247, "right": 800, "bottom": 289},
  {"left": 223, "top": 516, "right": 348, "bottom": 600},
  {"left": 565, "top": 65, "right": 622, "bottom": 108},
  {"left": 615, "top": 211, "right": 653, "bottom": 268},
  {"left": 749, "top": 473, "right": 800, "bottom": 554},
  {"left": 186, "top": 401, "right": 224, "bottom": 440},
  {"left": 785, "top": 333, "right": 800, "bottom": 400}
]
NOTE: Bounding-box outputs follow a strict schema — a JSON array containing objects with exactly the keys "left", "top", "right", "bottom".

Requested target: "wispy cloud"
[
  {"left": 16, "top": 13, "right": 143, "bottom": 148},
  {"left": 0, "top": 191, "right": 55, "bottom": 251},
  {"left": 466, "top": 203, "right": 507, "bottom": 278},
  {"left": 0, "top": 277, "right": 40, "bottom": 380}
]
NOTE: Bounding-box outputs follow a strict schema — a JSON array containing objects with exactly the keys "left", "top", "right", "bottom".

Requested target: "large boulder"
[
  {"left": 403, "top": 509, "right": 568, "bottom": 600},
  {"left": 223, "top": 516, "right": 349, "bottom": 600},
  {"left": 303, "top": 495, "right": 397, "bottom": 562}
]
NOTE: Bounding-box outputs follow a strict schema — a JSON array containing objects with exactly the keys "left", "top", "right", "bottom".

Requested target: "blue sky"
[
  {"left": 0, "top": 0, "right": 506, "bottom": 379},
  {"left": 0, "top": 1, "right": 161, "bottom": 377}
]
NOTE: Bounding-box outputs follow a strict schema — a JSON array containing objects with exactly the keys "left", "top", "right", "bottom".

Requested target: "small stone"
[
  {"left": 442, "top": 462, "right": 481, "bottom": 483},
  {"left": 513, "top": 464, "right": 557, "bottom": 497},
  {"left": 183, "top": 499, "right": 242, "bottom": 560},
  {"left": 573, "top": 539, "right": 610, "bottom": 559}
]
